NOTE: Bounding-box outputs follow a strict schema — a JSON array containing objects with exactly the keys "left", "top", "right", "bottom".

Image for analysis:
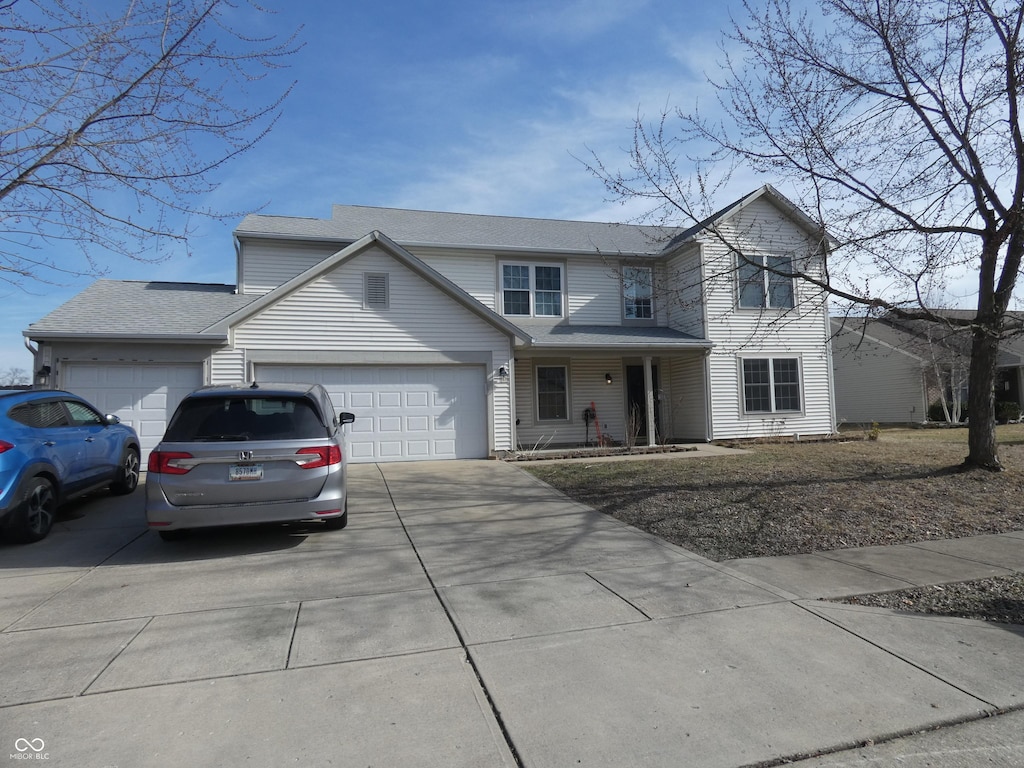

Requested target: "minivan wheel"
[
  {"left": 322, "top": 505, "right": 348, "bottom": 530},
  {"left": 110, "top": 447, "right": 140, "bottom": 496},
  {"left": 158, "top": 529, "right": 191, "bottom": 541},
  {"left": 4, "top": 476, "right": 57, "bottom": 544}
]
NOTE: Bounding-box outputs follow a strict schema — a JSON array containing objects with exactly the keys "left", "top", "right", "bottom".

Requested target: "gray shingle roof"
[
  {"left": 514, "top": 322, "right": 710, "bottom": 349},
  {"left": 26, "top": 280, "right": 259, "bottom": 338},
  {"left": 236, "top": 206, "right": 683, "bottom": 256}
]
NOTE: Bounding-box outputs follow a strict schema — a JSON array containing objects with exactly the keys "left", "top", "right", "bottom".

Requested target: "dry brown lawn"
[
  {"left": 522, "top": 424, "right": 1024, "bottom": 562},
  {"left": 523, "top": 425, "right": 1024, "bottom": 624}
]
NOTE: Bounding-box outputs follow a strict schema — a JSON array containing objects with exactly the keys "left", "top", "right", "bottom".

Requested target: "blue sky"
[{"left": 0, "top": 0, "right": 778, "bottom": 373}]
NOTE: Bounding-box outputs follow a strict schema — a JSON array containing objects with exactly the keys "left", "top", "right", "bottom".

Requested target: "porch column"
[{"left": 644, "top": 355, "right": 657, "bottom": 446}]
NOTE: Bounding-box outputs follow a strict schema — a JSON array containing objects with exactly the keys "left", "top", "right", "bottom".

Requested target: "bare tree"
[
  {"left": 0, "top": 0, "right": 300, "bottom": 285},
  {"left": 591, "top": 0, "right": 1024, "bottom": 470},
  {"left": 0, "top": 367, "right": 29, "bottom": 386}
]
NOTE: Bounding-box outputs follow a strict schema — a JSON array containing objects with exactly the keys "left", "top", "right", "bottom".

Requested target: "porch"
[{"left": 510, "top": 345, "right": 711, "bottom": 453}]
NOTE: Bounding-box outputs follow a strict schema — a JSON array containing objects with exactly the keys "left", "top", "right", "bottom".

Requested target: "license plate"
[{"left": 229, "top": 464, "right": 263, "bottom": 481}]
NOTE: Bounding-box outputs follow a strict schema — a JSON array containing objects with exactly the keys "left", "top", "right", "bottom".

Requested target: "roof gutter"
[
  {"left": 232, "top": 230, "right": 661, "bottom": 259},
  {"left": 520, "top": 340, "right": 715, "bottom": 351},
  {"left": 22, "top": 331, "right": 226, "bottom": 344}
]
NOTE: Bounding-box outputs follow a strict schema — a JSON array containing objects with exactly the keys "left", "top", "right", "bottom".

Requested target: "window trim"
[
  {"left": 621, "top": 265, "right": 655, "bottom": 324},
  {"left": 736, "top": 253, "right": 795, "bottom": 310},
  {"left": 535, "top": 363, "right": 570, "bottom": 422},
  {"left": 739, "top": 356, "right": 804, "bottom": 416},
  {"left": 499, "top": 261, "right": 565, "bottom": 318}
]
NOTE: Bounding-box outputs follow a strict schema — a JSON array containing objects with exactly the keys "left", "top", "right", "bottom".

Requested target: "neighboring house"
[
  {"left": 831, "top": 314, "right": 1024, "bottom": 425},
  {"left": 24, "top": 185, "right": 837, "bottom": 463},
  {"left": 831, "top": 317, "right": 933, "bottom": 425}
]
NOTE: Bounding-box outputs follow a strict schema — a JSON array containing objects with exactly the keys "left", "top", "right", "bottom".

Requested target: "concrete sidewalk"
[{"left": 1, "top": 460, "right": 1022, "bottom": 767}]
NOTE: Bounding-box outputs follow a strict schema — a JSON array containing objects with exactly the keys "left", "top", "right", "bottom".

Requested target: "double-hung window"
[
  {"left": 738, "top": 254, "right": 794, "bottom": 309},
  {"left": 622, "top": 266, "right": 653, "bottom": 320},
  {"left": 742, "top": 358, "right": 801, "bottom": 414},
  {"left": 536, "top": 365, "right": 568, "bottom": 421},
  {"left": 502, "top": 263, "right": 563, "bottom": 317}
]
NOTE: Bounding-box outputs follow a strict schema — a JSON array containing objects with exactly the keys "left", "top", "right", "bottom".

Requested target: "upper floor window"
[
  {"left": 742, "top": 357, "right": 802, "bottom": 413},
  {"left": 738, "top": 254, "right": 794, "bottom": 310},
  {"left": 622, "top": 266, "right": 653, "bottom": 320},
  {"left": 502, "top": 263, "right": 563, "bottom": 317}
]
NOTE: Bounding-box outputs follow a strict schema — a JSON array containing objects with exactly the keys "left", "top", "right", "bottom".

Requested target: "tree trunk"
[{"left": 965, "top": 326, "right": 1002, "bottom": 470}]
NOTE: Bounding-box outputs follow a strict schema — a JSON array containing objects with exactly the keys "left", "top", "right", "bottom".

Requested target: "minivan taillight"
[
  {"left": 295, "top": 445, "right": 341, "bottom": 469},
  {"left": 148, "top": 450, "right": 194, "bottom": 474},
  {"left": 0, "top": 440, "right": 13, "bottom": 454}
]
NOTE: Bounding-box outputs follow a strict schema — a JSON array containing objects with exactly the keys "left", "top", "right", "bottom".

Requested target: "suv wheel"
[
  {"left": 110, "top": 447, "right": 140, "bottom": 496},
  {"left": 4, "top": 476, "right": 57, "bottom": 544}
]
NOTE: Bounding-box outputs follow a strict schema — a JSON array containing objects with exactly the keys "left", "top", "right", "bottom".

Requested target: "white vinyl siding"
[
  {"left": 415, "top": 249, "right": 497, "bottom": 309},
  {"left": 235, "top": 247, "right": 510, "bottom": 355},
  {"left": 665, "top": 247, "right": 705, "bottom": 337},
  {"left": 515, "top": 357, "right": 637, "bottom": 449},
  {"left": 668, "top": 353, "right": 709, "bottom": 441},
  {"left": 240, "top": 239, "right": 343, "bottom": 295},
  {"left": 701, "top": 197, "right": 834, "bottom": 439},
  {"left": 210, "top": 348, "right": 246, "bottom": 385}
]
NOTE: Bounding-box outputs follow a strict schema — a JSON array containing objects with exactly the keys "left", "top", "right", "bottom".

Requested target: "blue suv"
[{"left": 0, "top": 389, "right": 141, "bottom": 544}]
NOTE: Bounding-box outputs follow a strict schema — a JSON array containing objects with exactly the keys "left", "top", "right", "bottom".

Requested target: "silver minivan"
[{"left": 146, "top": 382, "right": 355, "bottom": 541}]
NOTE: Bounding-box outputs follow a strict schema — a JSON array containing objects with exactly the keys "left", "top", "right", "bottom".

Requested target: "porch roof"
[{"left": 513, "top": 323, "right": 712, "bottom": 351}]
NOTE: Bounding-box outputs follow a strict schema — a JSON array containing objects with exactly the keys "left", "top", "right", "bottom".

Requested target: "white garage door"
[
  {"left": 257, "top": 365, "right": 487, "bottom": 463},
  {"left": 63, "top": 363, "right": 204, "bottom": 461}
]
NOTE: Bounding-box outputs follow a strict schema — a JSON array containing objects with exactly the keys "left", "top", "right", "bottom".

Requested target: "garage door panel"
[
  {"left": 378, "top": 392, "right": 401, "bottom": 408},
  {"left": 407, "top": 416, "right": 429, "bottom": 431},
  {"left": 350, "top": 392, "right": 374, "bottom": 409},
  {"left": 257, "top": 364, "right": 486, "bottom": 462},
  {"left": 406, "top": 392, "right": 428, "bottom": 408},
  {"left": 433, "top": 439, "right": 457, "bottom": 455},
  {"left": 350, "top": 419, "right": 375, "bottom": 435},
  {"left": 379, "top": 417, "right": 402, "bottom": 433},
  {"left": 379, "top": 441, "right": 404, "bottom": 458},
  {"left": 64, "top": 363, "right": 203, "bottom": 463}
]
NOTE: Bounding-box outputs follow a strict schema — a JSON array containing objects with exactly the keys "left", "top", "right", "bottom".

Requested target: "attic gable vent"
[{"left": 364, "top": 272, "right": 389, "bottom": 309}]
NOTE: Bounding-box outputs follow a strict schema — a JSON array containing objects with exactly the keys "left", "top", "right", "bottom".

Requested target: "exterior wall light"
[
  {"left": 605, "top": 373, "right": 613, "bottom": 385},
  {"left": 498, "top": 366, "right": 508, "bottom": 379}
]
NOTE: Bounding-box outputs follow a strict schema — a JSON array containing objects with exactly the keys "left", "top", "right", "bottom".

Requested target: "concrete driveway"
[{"left": 1, "top": 460, "right": 1022, "bottom": 767}]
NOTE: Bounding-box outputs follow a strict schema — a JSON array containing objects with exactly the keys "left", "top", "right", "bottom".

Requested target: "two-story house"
[{"left": 24, "top": 185, "right": 837, "bottom": 462}]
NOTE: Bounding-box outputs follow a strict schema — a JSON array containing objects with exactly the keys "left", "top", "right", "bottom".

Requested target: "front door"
[{"left": 626, "top": 364, "right": 660, "bottom": 443}]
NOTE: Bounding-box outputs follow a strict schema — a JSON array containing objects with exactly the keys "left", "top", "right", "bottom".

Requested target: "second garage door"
[{"left": 257, "top": 365, "right": 487, "bottom": 463}]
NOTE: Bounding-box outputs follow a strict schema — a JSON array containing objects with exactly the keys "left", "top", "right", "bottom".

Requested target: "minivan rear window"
[{"left": 164, "top": 397, "right": 327, "bottom": 441}]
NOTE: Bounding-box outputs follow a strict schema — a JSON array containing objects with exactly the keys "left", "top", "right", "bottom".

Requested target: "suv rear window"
[{"left": 164, "top": 396, "right": 328, "bottom": 441}]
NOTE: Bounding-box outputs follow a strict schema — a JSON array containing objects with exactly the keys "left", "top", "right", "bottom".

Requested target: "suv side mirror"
[
  {"left": 338, "top": 412, "right": 355, "bottom": 425},
  {"left": 104, "top": 414, "right": 122, "bottom": 426}
]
